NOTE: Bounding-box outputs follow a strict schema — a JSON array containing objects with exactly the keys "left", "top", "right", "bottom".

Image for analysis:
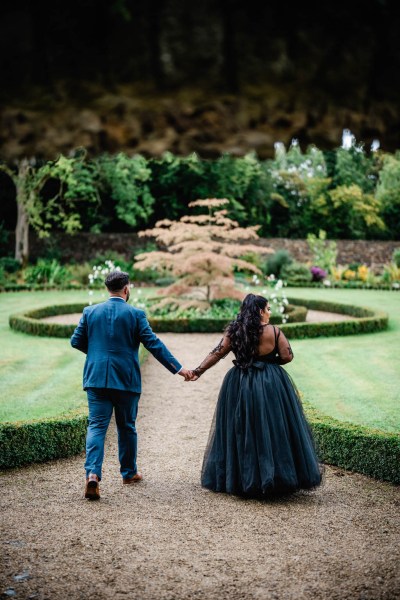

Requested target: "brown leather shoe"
[
  {"left": 123, "top": 472, "right": 143, "bottom": 484},
  {"left": 85, "top": 473, "right": 100, "bottom": 500}
]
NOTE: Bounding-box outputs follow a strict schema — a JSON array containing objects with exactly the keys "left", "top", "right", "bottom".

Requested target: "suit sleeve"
[
  {"left": 70, "top": 309, "right": 88, "bottom": 354},
  {"left": 137, "top": 311, "right": 182, "bottom": 374}
]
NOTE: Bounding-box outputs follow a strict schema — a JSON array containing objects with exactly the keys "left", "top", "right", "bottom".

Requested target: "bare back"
[{"left": 192, "top": 323, "right": 294, "bottom": 377}]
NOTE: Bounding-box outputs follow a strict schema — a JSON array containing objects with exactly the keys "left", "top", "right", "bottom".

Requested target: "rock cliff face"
[
  {"left": 1, "top": 88, "right": 398, "bottom": 161},
  {"left": 1, "top": 0, "right": 399, "bottom": 161}
]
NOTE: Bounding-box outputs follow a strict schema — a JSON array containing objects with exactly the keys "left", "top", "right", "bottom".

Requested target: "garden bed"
[{"left": 9, "top": 299, "right": 388, "bottom": 338}]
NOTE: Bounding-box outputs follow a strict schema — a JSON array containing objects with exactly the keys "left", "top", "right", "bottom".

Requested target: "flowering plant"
[
  {"left": 260, "top": 277, "right": 289, "bottom": 323},
  {"left": 310, "top": 266, "right": 327, "bottom": 282},
  {"left": 87, "top": 260, "right": 122, "bottom": 304}
]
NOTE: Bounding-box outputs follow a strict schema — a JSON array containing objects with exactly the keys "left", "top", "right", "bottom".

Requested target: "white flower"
[
  {"left": 274, "top": 142, "right": 286, "bottom": 157},
  {"left": 371, "top": 139, "right": 380, "bottom": 152},
  {"left": 342, "top": 129, "right": 356, "bottom": 150},
  {"left": 323, "top": 279, "right": 332, "bottom": 287},
  {"left": 280, "top": 306, "right": 285, "bottom": 313}
]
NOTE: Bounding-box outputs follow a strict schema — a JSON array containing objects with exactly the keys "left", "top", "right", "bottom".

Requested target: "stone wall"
[{"left": 18, "top": 233, "right": 399, "bottom": 271}]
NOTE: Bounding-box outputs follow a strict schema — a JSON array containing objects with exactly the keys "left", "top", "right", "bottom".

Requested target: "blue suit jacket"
[{"left": 70, "top": 297, "right": 182, "bottom": 393}]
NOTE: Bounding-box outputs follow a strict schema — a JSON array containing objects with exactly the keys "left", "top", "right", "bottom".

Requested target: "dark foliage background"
[{"left": 1, "top": 0, "right": 399, "bottom": 104}]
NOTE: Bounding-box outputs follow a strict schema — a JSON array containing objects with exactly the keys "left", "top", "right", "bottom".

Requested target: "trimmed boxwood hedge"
[
  {"left": 0, "top": 412, "right": 88, "bottom": 470},
  {"left": 303, "top": 402, "right": 400, "bottom": 485},
  {"left": 9, "top": 298, "right": 388, "bottom": 338},
  {"left": 280, "top": 298, "right": 389, "bottom": 339},
  {"left": 0, "top": 346, "right": 148, "bottom": 470},
  {"left": 4, "top": 298, "right": 397, "bottom": 483}
]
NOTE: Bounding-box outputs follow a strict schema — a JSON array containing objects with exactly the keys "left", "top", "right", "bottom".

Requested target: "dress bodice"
[{"left": 255, "top": 324, "right": 281, "bottom": 363}]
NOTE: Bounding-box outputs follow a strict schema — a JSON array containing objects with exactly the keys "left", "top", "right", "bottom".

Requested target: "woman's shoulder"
[{"left": 261, "top": 323, "right": 283, "bottom": 340}]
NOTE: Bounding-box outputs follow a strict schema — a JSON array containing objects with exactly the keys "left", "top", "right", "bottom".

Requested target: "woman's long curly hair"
[{"left": 226, "top": 294, "right": 268, "bottom": 368}]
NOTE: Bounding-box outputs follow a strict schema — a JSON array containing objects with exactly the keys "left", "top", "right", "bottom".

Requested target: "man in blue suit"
[{"left": 71, "top": 270, "right": 189, "bottom": 500}]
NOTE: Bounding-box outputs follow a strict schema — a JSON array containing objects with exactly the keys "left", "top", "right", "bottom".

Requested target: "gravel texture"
[{"left": 1, "top": 333, "right": 399, "bottom": 600}]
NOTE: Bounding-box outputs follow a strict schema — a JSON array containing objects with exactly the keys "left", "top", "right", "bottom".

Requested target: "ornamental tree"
[
  {"left": 134, "top": 198, "right": 273, "bottom": 309},
  {"left": 0, "top": 151, "right": 98, "bottom": 265}
]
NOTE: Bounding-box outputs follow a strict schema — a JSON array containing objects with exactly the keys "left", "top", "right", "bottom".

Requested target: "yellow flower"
[
  {"left": 331, "top": 266, "right": 344, "bottom": 281},
  {"left": 357, "top": 265, "right": 369, "bottom": 282},
  {"left": 343, "top": 269, "right": 356, "bottom": 280}
]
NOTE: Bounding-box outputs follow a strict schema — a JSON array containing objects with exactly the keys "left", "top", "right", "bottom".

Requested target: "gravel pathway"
[{"left": 1, "top": 333, "right": 399, "bottom": 600}]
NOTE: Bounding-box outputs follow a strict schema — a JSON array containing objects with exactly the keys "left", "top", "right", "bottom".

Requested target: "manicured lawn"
[
  {"left": 0, "top": 288, "right": 154, "bottom": 423},
  {"left": 1, "top": 287, "right": 399, "bottom": 433},
  {"left": 278, "top": 287, "right": 400, "bottom": 433}
]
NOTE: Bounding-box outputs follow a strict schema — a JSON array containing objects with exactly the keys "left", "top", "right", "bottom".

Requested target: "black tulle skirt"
[{"left": 201, "top": 360, "right": 325, "bottom": 498}]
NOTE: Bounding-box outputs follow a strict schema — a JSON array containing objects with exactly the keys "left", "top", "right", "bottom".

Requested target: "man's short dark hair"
[{"left": 105, "top": 271, "right": 130, "bottom": 291}]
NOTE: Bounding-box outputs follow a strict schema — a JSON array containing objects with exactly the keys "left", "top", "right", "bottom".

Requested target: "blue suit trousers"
[{"left": 85, "top": 388, "right": 140, "bottom": 480}]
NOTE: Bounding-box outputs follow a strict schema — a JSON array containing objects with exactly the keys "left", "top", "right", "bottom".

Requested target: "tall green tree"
[
  {"left": 0, "top": 151, "right": 98, "bottom": 264},
  {"left": 94, "top": 153, "right": 155, "bottom": 228}
]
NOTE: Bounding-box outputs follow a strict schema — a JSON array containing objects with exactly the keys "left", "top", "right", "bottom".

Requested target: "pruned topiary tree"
[{"left": 134, "top": 198, "right": 273, "bottom": 310}]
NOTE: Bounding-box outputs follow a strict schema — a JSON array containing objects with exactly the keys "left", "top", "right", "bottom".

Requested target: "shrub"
[
  {"left": 392, "top": 248, "right": 400, "bottom": 268},
  {"left": 375, "top": 152, "right": 400, "bottom": 240},
  {"left": 0, "top": 257, "right": 21, "bottom": 273},
  {"left": 281, "top": 262, "right": 312, "bottom": 285},
  {"left": 306, "top": 230, "right": 337, "bottom": 272},
  {"left": 24, "top": 259, "right": 72, "bottom": 286},
  {"left": 263, "top": 249, "right": 293, "bottom": 278},
  {"left": 0, "top": 414, "right": 88, "bottom": 469},
  {"left": 9, "top": 299, "right": 387, "bottom": 339},
  {"left": 328, "top": 184, "right": 385, "bottom": 239},
  {"left": 381, "top": 263, "right": 400, "bottom": 285},
  {"left": 304, "top": 402, "right": 400, "bottom": 484}
]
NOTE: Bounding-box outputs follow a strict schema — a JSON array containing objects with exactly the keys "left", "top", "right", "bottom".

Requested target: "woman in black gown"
[{"left": 189, "top": 293, "right": 325, "bottom": 499}]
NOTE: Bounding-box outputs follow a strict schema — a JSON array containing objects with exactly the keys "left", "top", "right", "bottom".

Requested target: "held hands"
[{"left": 178, "top": 368, "right": 199, "bottom": 382}]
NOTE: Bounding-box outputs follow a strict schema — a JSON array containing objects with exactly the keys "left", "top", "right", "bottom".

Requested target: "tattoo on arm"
[
  {"left": 193, "top": 338, "right": 229, "bottom": 377},
  {"left": 210, "top": 339, "right": 224, "bottom": 355}
]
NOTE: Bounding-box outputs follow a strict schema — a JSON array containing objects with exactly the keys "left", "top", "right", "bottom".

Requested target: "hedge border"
[
  {"left": 4, "top": 299, "right": 397, "bottom": 484},
  {"left": 1, "top": 280, "right": 400, "bottom": 293},
  {"left": 9, "top": 298, "right": 388, "bottom": 338},
  {"left": 303, "top": 403, "right": 400, "bottom": 485},
  {"left": 0, "top": 346, "right": 147, "bottom": 470}
]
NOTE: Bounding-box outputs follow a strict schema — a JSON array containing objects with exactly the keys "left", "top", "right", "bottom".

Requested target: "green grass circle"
[{"left": 1, "top": 289, "right": 398, "bottom": 483}]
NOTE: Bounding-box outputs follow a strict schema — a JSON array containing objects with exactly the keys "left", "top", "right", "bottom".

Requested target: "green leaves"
[
  {"left": 95, "top": 153, "right": 154, "bottom": 227},
  {"left": 18, "top": 152, "right": 99, "bottom": 239}
]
